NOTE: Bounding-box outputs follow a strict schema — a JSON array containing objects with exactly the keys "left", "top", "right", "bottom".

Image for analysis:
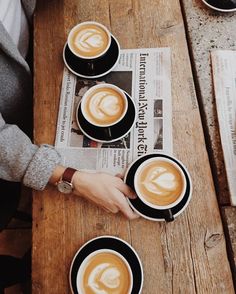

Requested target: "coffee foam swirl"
[
  {"left": 88, "top": 263, "right": 121, "bottom": 294},
  {"left": 85, "top": 88, "right": 125, "bottom": 126},
  {"left": 81, "top": 252, "right": 131, "bottom": 294},
  {"left": 75, "top": 28, "right": 104, "bottom": 52},
  {"left": 70, "top": 24, "right": 109, "bottom": 58},
  {"left": 90, "top": 92, "right": 122, "bottom": 119},
  {"left": 143, "top": 167, "right": 178, "bottom": 195},
  {"left": 137, "top": 160, "right": 184, "bottom": 206}
]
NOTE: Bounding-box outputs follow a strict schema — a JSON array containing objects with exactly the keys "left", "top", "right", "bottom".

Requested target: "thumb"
[{"left": 115, "top": 173, "right": 124, "bottom": 179}]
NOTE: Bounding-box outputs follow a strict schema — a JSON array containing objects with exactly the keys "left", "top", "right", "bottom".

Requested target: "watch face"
[{"left": 58, "top": 181, "right": 73, "bottom": 194}]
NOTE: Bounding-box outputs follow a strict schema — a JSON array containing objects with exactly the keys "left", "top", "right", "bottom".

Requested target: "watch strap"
[{"left": 62, "top": 167, "right": 77, "bottom": 183}]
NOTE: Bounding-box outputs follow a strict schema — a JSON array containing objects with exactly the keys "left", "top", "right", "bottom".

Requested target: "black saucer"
[
  {"left": 69, "top": 236, "right": 143, "bottom": 294},
  {"left": 202, "top": 0, "right": 236, "bottom": 11},
  {"left": 63, "top": 35, "right": 120, "bottom": 79},
  {"left": 125, "top": 153, "right": 192, "bottom": 222},
  {"left": 77, "top": 93, "right": 136, "bottom": 143}
]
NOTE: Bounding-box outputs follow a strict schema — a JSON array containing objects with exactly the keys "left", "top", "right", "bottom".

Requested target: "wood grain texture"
[
  {"left": 222, "top": 207, "right": 236, "bottom": 275},
  {"left": 180, "top": 0, "right": 236, "bottom": 205},
  {"left": 33, "top": 0, "right": 234, "bottom": 293}
]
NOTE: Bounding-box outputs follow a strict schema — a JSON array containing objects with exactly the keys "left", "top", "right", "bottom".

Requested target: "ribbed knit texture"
[{"left": 0, "top": 0, "right": 62, "bottom": 190}]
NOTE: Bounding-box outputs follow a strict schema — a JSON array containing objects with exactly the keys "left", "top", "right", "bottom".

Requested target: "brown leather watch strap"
[{"left": 62, "top": 167, "right": 77, "bottom": 183}]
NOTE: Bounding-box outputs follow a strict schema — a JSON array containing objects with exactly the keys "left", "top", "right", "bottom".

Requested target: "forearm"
[
  {"left": 0, "top": 113, "right": 62, "bottom": 190},
  {"left": 48, "top": 165, "right": 66, "bottom": 185}
]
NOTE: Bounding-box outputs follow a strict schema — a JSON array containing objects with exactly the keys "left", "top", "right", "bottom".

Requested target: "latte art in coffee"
[
  {"left": 70, "top": 24, "right": 110, "bottom": 58},
  {"left": 81, "top": 252, "right": 131, "bottom": 294},
  {"left": 84, "top": 88, "right": 126, "bottom": 126},
  {"left": 136, "top": 160, "right": 184, "bottom": 206}
]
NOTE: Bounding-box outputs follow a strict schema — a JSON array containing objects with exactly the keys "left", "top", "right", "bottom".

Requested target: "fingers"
[
  {"left": 75, "top": 172, "right": 139, "bottom": 219},
  {"left": 120, "top": 202, "right": 139, "bottom": 220},
  {"left": 102, "top": 206, "right": 119, "bottom": 214},
  {"left": 115, "top": 191, "right": 140, "bottom": 220},
  {"left": 115, "top": 173, "right": 123, "bottom": 179},
  {"left": 116, "top": 179, "right": 137, "bottom": 199},
  {"left": 110, "top": 174, "right": 137, "bottom": 199},
  {"left": 101, "top": 191, "right": 139, "bottom": 220}
]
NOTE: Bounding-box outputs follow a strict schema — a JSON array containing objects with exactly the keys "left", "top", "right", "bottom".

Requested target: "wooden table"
[
  {"left": 181, "top": 0, "right": 236, "bottom": 275},
  {"left": 33, "top": 0, "right": 235, "bottom": 293}
]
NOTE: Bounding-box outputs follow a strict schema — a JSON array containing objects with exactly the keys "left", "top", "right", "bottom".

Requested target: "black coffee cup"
[
  {"left": 124, "top": 153, "right": 193, "bottom": 222},
  {"left": 202, "top": 0, "right": 236, "bottom": 12}
]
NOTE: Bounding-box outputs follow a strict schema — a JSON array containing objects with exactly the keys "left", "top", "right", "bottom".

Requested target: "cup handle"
[
  {"left": 104, "top": 127, "right": 113, "bottom": 140},
  {"left": 87, "top": 61, "right": 95, "bottom": 73},
  {"left": 164, "top": 209, "right": 174, "bottom": 222}
]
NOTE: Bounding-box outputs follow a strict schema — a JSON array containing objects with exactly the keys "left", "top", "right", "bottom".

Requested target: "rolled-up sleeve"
[{"left": 0, "top": 113, "right": 62, "bottom": 190}]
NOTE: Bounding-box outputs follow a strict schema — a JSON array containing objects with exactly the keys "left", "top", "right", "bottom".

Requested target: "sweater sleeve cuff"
[{"left": 23, "top": 144, "right": 62, "bottom": 190}]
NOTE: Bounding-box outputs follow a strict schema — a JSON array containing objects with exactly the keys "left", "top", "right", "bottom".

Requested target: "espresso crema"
[
  {"left": 136, "top": 160, "right": 184, "bottom": 206},
  {"left": 84, "top": 87, "right": 126, "bottom": 126},
  {"left": 70, "top": 23, "right": 110, "bottom": 58},
  {"left": 81, "top": 252, "right": 131, "bottom": 294}
]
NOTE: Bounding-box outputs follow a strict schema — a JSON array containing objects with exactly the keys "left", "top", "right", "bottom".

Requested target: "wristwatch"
[{"left": 57, "top": 167, "right": 77, "bottom": 194}]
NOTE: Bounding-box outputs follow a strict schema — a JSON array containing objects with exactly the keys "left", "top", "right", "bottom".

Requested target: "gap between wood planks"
[{"left": 178, "top": 0, "right": 236, "bottom": 289}]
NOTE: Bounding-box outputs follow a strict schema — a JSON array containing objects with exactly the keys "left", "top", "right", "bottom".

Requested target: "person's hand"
[{"left": 72, "top": 171, "right": 139, "bottom": 220}]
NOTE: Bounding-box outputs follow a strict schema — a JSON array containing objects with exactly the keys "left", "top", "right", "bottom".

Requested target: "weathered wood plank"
[
  {"left": 33, "top": 0, "right": 234, "bottom": 293},
  {"left": 180, "top": 0, "right": 236, "bottom": 205},
  {"left": 221, "top": 206, "right": 236, "bottom": 279}
]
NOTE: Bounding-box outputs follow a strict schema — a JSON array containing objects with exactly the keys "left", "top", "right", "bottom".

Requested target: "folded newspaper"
[
  {"left": 211, "top": 50, "right": 236, "bottom": 205},
  {"left": 55, "top": 48, "right": 172, "bottom": 175}
]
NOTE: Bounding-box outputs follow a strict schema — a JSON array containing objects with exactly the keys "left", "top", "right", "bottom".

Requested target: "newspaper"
[
  {"left": 211, "top": 50, "right": 236, "bottom": 205},
  {"left": 55, "top": 48, "right": 172, "bottom": 175}
]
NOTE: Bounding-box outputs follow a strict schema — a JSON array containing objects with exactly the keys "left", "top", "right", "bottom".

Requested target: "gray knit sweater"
[{"left": 0, "top": 0, "right": 62, "bottom": 190}]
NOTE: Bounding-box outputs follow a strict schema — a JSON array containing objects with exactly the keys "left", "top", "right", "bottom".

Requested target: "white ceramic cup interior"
[
  {"left": 76, "top": 249, "right": 133, "bottom": 294},
  {"left": 81, "top": 83, "right": 128, "bottom": 127},
  {"left": 68, "top": 21, "right": 112, "bottom": 59},
  {"left": 134, "top": 156, "right": 187, "bottom": 210}
]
